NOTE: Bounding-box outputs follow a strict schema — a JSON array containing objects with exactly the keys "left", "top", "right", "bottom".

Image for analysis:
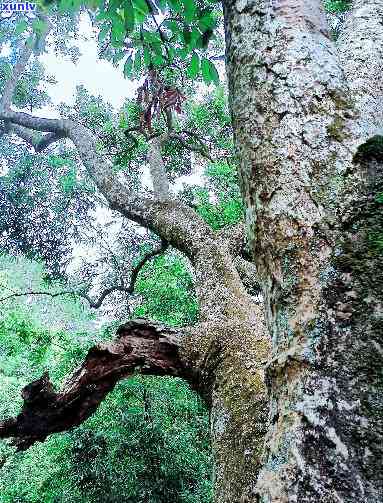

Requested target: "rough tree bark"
[{"left": 223, "top": 0, "right": 383, "bottom": 501}]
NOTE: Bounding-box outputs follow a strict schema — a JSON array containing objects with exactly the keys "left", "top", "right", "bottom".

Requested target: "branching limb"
[
  {"left": 0, "top": 319, "right": 196, "bottom": 451},
  {"left": 83, "top": 239, "right": 168, "bottom": 308},
  {"left": 6, "top": 123, "right": 66, "bottom": 152},
  {"left": 169, "top": 132, "right": 213, "bottom": 162},
  {"left": 0, "top": 17, "right": 251, "bottom": 323},
  {"left": 0, "top": 241, "right": 168, "bottom": 309}
]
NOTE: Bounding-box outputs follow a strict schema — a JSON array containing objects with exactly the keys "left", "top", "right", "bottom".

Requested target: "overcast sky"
[{"left": 39, "top": 14, "right": 137, "bottom": 114}]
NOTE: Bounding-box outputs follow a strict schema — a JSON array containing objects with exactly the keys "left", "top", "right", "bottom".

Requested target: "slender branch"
[
  {"left": 0, "top": 289, "right": 79, "bottom": 304},
  {"left": 0, "top": 241, "right": 168, "bottom": 309},
  {"left": 83, "top": 239, "right": 168, "bottom": 309},
  {"left": 169, "top": 132, "right": 213, "bottom": 162},
  {"left": 149, "top": 7, "right": 171, "bottom": 61},
  {"left": 80, "top": 285, "right": 133, "bottom": 309},
  {"left": 129, "top": 239, "right": 168, "bottom": 290},
  {"left": 211, "top": 54, "right": 225, "bottom": 61},
  {"left": 0, "top": 319, "right": 195, "bottom": 451}
]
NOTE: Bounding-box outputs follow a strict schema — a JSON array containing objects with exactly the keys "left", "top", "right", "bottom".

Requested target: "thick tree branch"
[
  {"left": 0, "top": 109, "right": 67, "bottom": 133},
  {"left": 0, "top": 13, "right": 51, "bottom": 111},
  {"left": 7, "top": 123, "right": 66, "bottom": 152},
  {"left": 147, "top": 135, "right": 170, "bottom": 201},
  {"left": 0, "top": 43, "right": 33, "bottom": 111},
  {"left": 0, "top": 319, "right": 195, "bottom": 451},
  {"left": 0, "top": 19, "right": 255, "bottom": 325}
]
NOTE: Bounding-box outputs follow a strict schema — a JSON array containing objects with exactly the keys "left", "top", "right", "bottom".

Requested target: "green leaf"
[
  {"left": 200, "top": 59, "right": 210, "bottom": 82},
  {"left": 123, "top": 0, "right": 135, "bottom": 32},
  {"left": 188, "top": 27, "right": 201, "bottom": 48},
  {"left": 198, "top": 11, "right": 216, "bottom": 31},
  {"left": 167, "top": 46, "right": 175, "bottom": 63},
  {"left": 31, "top": 19, "right": 47, "bottom": 36},
  {"left": 95, "top": 10, "right": 113, "bottom": 21},
  {"left": 15, "top": 20, "right": 28, "bottom": 35},
  {"left": 151, "top": 42, "right": 163, "bottom": 56},
  {"left": 111, "top": 15, "right": 126, "bottom": 42},
  {"left": 59, "top": 168, "right": 76, "bottom": 194},
  {"left": 201, "top": 58, "right": 219, "bottom": 84},
  {"left": 163, "top": 19, "right": 179, "bottom": 34},
  {"left": 142, "top": 29, "right": 161, "bottom": 44},
  {"left": 133, "top": 0, "right": 149, "bottom": 14},
  {"left": 25, "top": 36, "right": 34, "bottom": 48},
  {"left": 187, "top": 53, "right": 199, "bottom": 78},
  {"left": 181, "top": 0, "right": 196, "bottom": 22},
  {"left": 143, "top": 46, "right": 151, "bottom": 65},
  {"left": 58, "top": 0, "right": 74, "bottom": 12},
  {"left": 124, "top": 55, "right": 134, "bottom": 77},
  {"left": 98, "top": 24, "right": 110, "bottom": 43},
  {"left": 152, "top": 54, "right": 165, "bottom": 66},
  {"left": 113, "top": 50, "right": 126, "bottom": 64},
  {"left": 182, "top": 26, "right": 191, "bottom": 45},
  {"left": 207, "top": 60, "right": 219, "bottom": 83},
  {"left": 167, "top": 0, "right": 181, "bottom": 13}
]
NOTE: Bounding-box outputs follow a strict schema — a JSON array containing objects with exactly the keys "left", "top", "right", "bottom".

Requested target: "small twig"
[
  {"left": 169, "top": 132, "right": 213, "bottom": 162},
  {"left": 0, "top": 290, "right": 80, "bottom": 303}
]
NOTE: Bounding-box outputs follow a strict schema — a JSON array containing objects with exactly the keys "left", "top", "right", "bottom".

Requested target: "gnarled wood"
[{"left": 0, "top": 319, "right": 195, "bottom": 451}]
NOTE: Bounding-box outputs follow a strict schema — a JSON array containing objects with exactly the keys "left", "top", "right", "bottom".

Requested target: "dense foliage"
[{"left": 0, "top": 255, "right": 212, "bottom": 502}]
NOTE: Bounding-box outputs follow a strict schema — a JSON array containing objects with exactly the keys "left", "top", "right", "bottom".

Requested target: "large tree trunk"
[{"left": 223, "top": 0, "right": 383, "bottom": 501}]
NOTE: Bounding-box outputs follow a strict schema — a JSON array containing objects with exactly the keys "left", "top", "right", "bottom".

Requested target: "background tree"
[{"left": 0, "top": 5, "right": 265, "bottom": 502}]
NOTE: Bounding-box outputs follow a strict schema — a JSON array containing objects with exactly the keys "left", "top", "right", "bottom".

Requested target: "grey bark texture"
[{"left": 223, "top": 0, "right": 383, "bottom": 501}]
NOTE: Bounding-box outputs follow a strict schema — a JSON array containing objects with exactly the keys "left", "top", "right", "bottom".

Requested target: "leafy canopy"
[{"left": 24, "top": 0, "right": 223, "bottom": 84}]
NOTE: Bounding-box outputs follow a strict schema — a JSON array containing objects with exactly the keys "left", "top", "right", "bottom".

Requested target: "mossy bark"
[{"left": 223, "top": 0, "right": 383, "bottom": 500}]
